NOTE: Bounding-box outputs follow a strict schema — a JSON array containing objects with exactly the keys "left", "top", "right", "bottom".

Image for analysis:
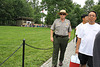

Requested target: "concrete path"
[{"left": 41, "top": 39, "right": 76, "bottom": 67}]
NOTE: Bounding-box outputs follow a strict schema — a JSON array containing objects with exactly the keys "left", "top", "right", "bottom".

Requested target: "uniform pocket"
[
  {"left": 63, "top": 26, "right": 68, "bottom": 34},
  {"left": 55, "top": 25, "right": 60, "bottom": 32},
  {"left": 64, "top": 26, "right": 68, "bottom": 30}
]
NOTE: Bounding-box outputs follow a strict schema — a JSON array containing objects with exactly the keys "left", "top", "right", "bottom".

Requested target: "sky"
[
  {"left": 39, "top": 0, "right": 99, "bottom": 7},
  {"left": 73, "top": 0, "right": 98, "bottom": 7}
]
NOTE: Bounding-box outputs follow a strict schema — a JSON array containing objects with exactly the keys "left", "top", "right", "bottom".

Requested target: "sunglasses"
[{"left": 60, "top": 13, "right": 66, "bottom": 15}]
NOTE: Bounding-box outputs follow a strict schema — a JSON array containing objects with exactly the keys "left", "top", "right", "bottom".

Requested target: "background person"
[{"left": 75, "top": 14, "right": 88, "bottom": 43}]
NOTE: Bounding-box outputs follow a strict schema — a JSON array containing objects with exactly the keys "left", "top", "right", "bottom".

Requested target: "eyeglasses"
[
  {"left": 88, "top": 15, "right": 96, "bottom": 17},
  {"left": 60, "top": 13, "right": 66, "bottom": 15}
]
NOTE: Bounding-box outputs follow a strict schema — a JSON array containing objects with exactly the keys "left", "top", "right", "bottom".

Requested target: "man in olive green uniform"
[{"left": 50, "top": 10, "right": 72, "bottom": 67}]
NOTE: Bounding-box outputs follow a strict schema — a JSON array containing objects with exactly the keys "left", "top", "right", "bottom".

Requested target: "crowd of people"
[
  {"left": 21, "top": 24, "right": 47, "bottom": 27},
  {"left": 50, "top": 9, "right": 100, "bottom": 67}
]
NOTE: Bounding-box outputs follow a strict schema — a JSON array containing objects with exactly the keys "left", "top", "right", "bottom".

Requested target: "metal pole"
[
  {"left": 22, "top": 39, "right": 25, "bottom": 67},
  {"left": 42, "top": 15, "right": 43, "bottom": 23}
]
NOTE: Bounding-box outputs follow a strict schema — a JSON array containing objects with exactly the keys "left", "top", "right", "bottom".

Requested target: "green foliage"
[
  {"left": 0, "top": 0, "right": 34, "bottom": 25},
  {"left": 0, "top": 0, "right": 14, "bottom": 25},
  {"left": 98, "top": 1, "right": 100, "bottom": 5},
  {"left": 83, "top": 0, "right": 94, "bottom": 12},
  {"left": 67, "top": 4, "right": 84, "bottom": 28},
  {"left": 0, "top": 0, "right": 100, "bottom": 27},
  {"left": 13, "top": 0, "right": 34, "bottom": 18},
  {"left": 92, "top": 4, "right": 100, "bottom": 23},
  {"left": 41, "top": 0, "right": 74, "bottom": 25},
  {"left": 30, "top": 0, "right": 42, "bottom": 24},
  {"left": 41, "top": 0, "right": 88, "bottom": 28}
]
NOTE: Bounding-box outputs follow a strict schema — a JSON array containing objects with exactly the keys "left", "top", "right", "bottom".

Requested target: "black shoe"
[
  {"left": 52, "top": 65, "right": 57, "bottom": 67},
  {"left": 59, "top": 62, "right": 63, "bottom": 66}
]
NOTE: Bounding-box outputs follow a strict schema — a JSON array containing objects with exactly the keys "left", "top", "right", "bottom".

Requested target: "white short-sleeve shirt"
[
  {"left": 78, "top": 23, "right": 100, "bottom": 56},
  {"left": 76, "top": 23, "right": 84, "bottom": 35}
]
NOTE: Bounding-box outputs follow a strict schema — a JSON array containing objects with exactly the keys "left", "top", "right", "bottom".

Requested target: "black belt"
[{"left": 55, "top": 34, "right": 68, "bottom": 38}]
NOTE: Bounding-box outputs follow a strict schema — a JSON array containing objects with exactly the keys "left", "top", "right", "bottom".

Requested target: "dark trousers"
[
  {"left": 78, "top": 53, "right": 93, "bottom": 67},
  {"left": 52, "top": 35, "right": 69, "bottom": 66}
]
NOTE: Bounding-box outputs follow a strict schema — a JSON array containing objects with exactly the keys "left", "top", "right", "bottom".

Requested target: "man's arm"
[
  {"left": 75, "top": 38, "right": 81, "bottom": 54},
  {"left": 50, "top": 30, "right": 54, "bottom": 42},
  {"left": 68, "top": 32, "right": 71, "bottom": 39}
]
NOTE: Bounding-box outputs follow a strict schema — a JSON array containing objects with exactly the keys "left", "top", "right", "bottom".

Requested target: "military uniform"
[{"left": 51, "top": 19, "right": 72, "bottom": 66}]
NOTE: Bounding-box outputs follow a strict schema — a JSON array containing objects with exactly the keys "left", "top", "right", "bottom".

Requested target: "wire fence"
[{"left": 0, "top": 39, "right": 53, "bottom": 67}]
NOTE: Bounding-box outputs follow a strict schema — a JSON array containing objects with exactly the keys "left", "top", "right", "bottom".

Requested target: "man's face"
[
  {"left": 59, "top": 13, "right": 66, "bottom": 19},
  {"left": 88, "top": 12, "right": 97, "bottom": 22},
  {"left": 84, "top": 16, "right": 88, "bottom": 22}
]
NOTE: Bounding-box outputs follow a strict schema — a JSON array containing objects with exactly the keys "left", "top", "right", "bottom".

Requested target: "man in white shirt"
[
  {"left": 75, "top": 11, "right": 100, "bottom": 67},
  {"left": 75, "top": 14, "right": 88, "bottom": 43}
]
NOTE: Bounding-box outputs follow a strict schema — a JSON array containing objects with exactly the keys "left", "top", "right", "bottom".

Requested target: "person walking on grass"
[
  {"left": 50, "top": 9, "right": 72, "bottom": 67},
  {"left": 75, "top": 11, "right": 100, "bottom": 67}
]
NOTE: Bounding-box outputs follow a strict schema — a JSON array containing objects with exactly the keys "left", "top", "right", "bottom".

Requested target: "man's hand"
[
  {"left": 68, "top": 37, "right": 70, "bottom": 40},
  {"left": 51, "top": 37, "right": 53, "bottom": 42},
  {"left": 75, "top": 49, "right": 79, "bottom": 54}
]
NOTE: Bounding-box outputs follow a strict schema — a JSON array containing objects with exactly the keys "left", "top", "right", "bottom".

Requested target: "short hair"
[
  {"left": 81, "top": 14, "right": 88, "bottom": 19},
  {"left": 88, "top": 11, "right": 97, "bottom": 17}
]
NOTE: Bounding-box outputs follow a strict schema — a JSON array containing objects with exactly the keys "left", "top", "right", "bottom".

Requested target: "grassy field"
[{"left": 0, "top": 26, "right": 75, "bottom": 67}]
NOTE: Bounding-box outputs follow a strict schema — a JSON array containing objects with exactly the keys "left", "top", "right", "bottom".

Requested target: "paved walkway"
[{"left": 41, "top": 39, "right": 76, "bottom": 67}]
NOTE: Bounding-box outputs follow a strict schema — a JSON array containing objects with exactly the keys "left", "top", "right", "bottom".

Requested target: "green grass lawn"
[{"left": 0, "top": 26, "right": 75, "bottom": 67}]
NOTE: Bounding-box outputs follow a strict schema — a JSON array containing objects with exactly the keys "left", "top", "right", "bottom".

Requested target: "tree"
[
  {"left": 92, "top": 4, "right": 100, "bottom": 23},
  {"left": 0, "top": 0, "right": 35, "bottom": 25},
  {"left": 0, "top": 0, "right": 15, "bottom": 25},
  {"left": 29, "top": 0, "right": 42, "bottom": 24},
  {"left": 68, "top": 4, "right": 86, "bottom": 28},
  {"left": 83, "top": 0, "right": 94, "bottom": 12},
  {"left": 98, "top": 0, "right": 100, "bottom": 5},
  {"left": 41, "top": 0, "right": 74, "bottom": 25}
]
